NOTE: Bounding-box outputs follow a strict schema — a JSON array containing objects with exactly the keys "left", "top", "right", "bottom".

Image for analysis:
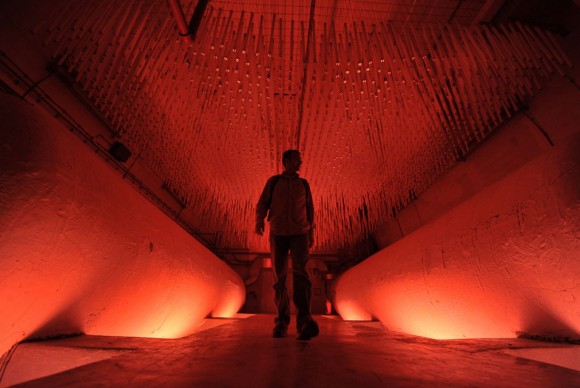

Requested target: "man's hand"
[{"left": 255, "top": 220, "right": 265, "bottom": 236}]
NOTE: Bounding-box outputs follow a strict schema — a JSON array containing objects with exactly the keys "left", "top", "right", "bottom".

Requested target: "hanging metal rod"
[
  {"left": 295, "top": 0, "right": 317, "bottom": 148},
  {"left": 167, "top": 0, "right": 209, "bottom": 42}
]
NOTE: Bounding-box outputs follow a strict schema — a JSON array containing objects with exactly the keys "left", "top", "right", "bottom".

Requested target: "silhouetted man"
[{"left": 256, "top": 150, "right": 318, "bottom": 340}]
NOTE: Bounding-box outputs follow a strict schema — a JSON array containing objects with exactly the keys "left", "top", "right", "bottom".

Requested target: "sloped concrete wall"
[
  {"left": 335, "top": 75, "right": 580, "bottom": 338},
  {"left": 0, "top": 95, "right": 245, "bottom": 356},
  {"left": 335, "top": 134, "right": 579, "bottom": 338}
]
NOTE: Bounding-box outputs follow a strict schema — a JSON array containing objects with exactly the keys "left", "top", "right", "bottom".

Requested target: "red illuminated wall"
[
  {"left": 334, "top": 75, "right": 580, "bottom": 339},
  {"left": 0, "top": 94, "right": 245, "bottom": 357}
]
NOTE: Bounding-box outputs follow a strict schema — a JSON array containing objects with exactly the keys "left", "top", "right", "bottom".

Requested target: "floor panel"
[{"left": 2, "top": 314, "right": 580, "bottom": 387}]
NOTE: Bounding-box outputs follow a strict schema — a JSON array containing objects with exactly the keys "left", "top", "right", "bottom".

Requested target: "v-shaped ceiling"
[{"left": 40, "top": 0, "right": 570, "bottom": 253}]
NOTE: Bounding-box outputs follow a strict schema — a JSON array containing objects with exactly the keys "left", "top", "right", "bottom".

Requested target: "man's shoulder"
[
  {"left": 272, "top": 173, "right": 309, "bottom": 185},
  {"left": 265, "top": 174, "right": 282, "bottom": 188}
]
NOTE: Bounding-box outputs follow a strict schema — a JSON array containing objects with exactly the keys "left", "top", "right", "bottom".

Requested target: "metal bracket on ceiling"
[{"left": 167, "top": 0, "right": 209, "bottom": 43}]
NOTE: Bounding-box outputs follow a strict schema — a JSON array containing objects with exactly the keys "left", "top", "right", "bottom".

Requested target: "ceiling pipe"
[
  {"left": 167, "top": 0, "right": 195, "bottom": 43},
  {"left": 188, "top": 0, "right": 209, "bottom": 40},
  {"left": 167, "top": 0, "right": 209, "bottom": 43}
]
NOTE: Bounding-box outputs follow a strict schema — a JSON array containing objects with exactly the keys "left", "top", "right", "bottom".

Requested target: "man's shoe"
[
  {"left": 273, "top": 324, "right": 288, "bottom": 338},
  {"left": 297, "top": 319, "right": 319, "bottom": 341}
]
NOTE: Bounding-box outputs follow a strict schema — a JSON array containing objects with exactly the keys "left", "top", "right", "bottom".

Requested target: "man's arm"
[
  {"left": 304, "top": 179, "right": 315, "bottom": 247},
  {"left": 255, "top": 177, "right": 274, "bottom": 235}
]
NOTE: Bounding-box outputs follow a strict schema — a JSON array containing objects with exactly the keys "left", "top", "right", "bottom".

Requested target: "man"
[{"left": 255, "top": 149, "right": 319, "bottom": 340}]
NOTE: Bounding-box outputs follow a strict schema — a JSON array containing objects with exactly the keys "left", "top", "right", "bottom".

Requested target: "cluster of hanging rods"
[{"left": 38, "top": 0, "right": 571, "bottom": 252}]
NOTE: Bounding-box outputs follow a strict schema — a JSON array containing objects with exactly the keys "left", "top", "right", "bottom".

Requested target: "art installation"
[{"left": 39, "top": 0, "right": 570, "bottom": 252}]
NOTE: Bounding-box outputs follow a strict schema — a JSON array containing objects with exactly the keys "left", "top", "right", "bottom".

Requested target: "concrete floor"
[{"left": 2, "top": 314, "right": 579, "bottom": 387}]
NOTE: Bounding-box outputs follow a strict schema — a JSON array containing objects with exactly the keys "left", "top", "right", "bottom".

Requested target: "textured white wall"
[
  {"left": 0, "top": 95, "right": 245, "bottom": 356},
  {"left": 334, "top": 76, "right": 580, "bottom": 339}
]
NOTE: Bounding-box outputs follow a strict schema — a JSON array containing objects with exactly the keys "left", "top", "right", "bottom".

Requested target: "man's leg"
[
  {"left": 270, "top": 234, "right": 290, "bottom": 335},
  {"left": 289, "top": 234, "right": 317, "bottom": 340}
]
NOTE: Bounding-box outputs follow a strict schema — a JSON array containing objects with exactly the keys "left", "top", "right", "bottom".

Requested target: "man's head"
[{"left": 282, "top": 149, "right": 302, "bottom": 173}]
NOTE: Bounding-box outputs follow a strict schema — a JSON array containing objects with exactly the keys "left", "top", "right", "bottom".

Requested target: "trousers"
[{"left": 269, "top": 233, "right": 312, "bottom": 329}]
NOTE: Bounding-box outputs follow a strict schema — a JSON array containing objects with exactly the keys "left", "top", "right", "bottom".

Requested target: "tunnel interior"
[{"left": 1, "top": 0, "right": 579, "bottom": 385}]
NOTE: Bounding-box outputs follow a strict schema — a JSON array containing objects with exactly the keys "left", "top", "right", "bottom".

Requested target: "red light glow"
[
  {"left": 335, "top": 137, "right": 580, "bottom": 339},
  {"left": 0, "top": 96, "right": 245, "bottom": 356}
]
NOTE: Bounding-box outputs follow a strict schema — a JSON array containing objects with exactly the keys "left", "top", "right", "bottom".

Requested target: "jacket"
[{"left": 256, "top": 172, "right": 314, "bottom": 236}]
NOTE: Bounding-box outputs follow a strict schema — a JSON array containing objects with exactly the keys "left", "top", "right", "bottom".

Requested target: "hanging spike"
[{"left": 42, "top": 4, "right": 573, "bottom": 252}]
